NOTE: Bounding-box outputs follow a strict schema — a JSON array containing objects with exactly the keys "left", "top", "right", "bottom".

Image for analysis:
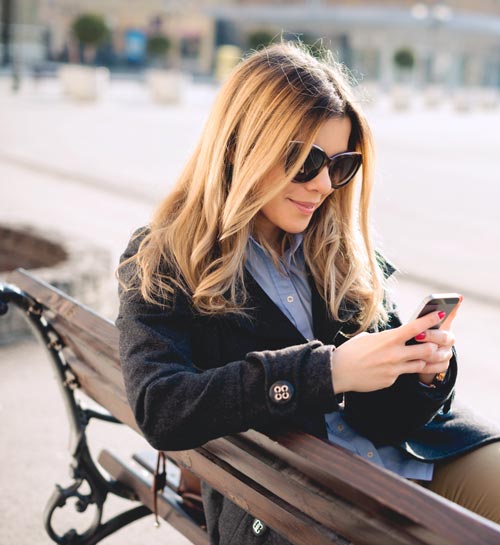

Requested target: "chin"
[{"left": 283, "top": 223, "right": 310, "bottom": 234}]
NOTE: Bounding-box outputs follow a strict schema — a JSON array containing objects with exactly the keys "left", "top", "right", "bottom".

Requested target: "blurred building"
[
  {"left": 209, "top": 0, "right": 500, "bottom": 89},
  {"left": 1, "top": 0, "right": 500, "bottom": 88},
  {"left": 35, "top": 0, "right": 215, "bottom": 73},
  {"left": 1, "top": 0, "right": 216, "bottom": 74}
]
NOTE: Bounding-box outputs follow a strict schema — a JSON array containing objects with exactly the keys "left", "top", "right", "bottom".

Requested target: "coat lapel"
[
  {"left": 243, "top": 268, "right": 356, "bottom": 347},
  {"left": 243, "top": 270, "right": 307, "bottom": 346}
]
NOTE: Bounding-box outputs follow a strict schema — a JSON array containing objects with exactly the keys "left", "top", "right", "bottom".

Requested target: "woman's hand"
[
  {"left": 330, "top": 310, "right": 456, "bottom": 394},
  {"left": 415, "top": 296, "right": 462, "bottom": 385}
]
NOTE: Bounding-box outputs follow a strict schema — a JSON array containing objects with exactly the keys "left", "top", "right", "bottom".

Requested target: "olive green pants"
[{"left": 421, "top": 442, "right": 500, "bottom": 524}]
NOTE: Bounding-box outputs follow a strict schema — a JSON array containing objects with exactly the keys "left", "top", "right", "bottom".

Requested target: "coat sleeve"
[
  {"left": 116, "top": 229, "right": 339, "bottom": 451},
  {"left": 342, "top": 272, "right": 458, "bottom": 444}
]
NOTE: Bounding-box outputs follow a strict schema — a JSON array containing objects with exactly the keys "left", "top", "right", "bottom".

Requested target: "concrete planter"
[
  {"left": 391, "top": 84, "right": 413, "bottom": 110},
  {"left": 423, "top": 85, "right": 445, "bottom": 109},
  {"left": 146, "top": 69, "right": 185, "bottom": 104},
  {"left": 0, "top": 224, "right": 110, "bottom": 345},
  {"left": 453, "top": 89, "right": 472, "bottom": 112},
  {"left": 477, "top": 87, "right": 499, "bottom": 110},
  {"left": 58, "top": 64, "right": 110, "bottom": 102}
]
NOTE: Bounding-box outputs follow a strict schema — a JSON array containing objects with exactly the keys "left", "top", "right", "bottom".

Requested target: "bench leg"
[
  {"left": 44, "top": 485, "right": 151, "bottom": 545},
  {"left": 43, "top": 430, "right": 152, "bottom": 544},
  {"left": 43, "top": 457, "right": 152, "bottom": 545}
]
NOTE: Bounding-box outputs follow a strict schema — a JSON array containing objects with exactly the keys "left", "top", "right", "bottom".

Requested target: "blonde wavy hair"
[{"left": 118, "top": 41, "right": 388, "bottom": 333}]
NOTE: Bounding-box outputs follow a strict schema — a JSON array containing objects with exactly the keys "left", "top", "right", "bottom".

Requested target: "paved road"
[{"left": 0, "top": 76, "right": 499, "bottom": 544}]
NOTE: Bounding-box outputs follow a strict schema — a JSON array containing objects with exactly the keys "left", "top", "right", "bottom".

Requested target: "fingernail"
[
  {"left": 415, "top": 332, "right": 426, "bottom": 341},
  {"left": 438, "top": 311, "right": 446, "bottom": 319}
]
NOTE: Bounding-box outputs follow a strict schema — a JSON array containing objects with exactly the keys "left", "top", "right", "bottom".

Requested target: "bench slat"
[
  {"left": 170, "top": 447, "right": 351, "bottom": 545},
  {"left": 203, "top": 435, "right": 418, "bottom": 545},
  {"left": 65, "top": 353, "right": 138, "bottom": 431},
  {"left": 98, "top": 449, "right": 210, "bottom": 545},
  {"left": 52, "top": 313, "right": 121, "bottom": 371},
  {"left": 242, "top": 430, "right": 500, "bottom": 545},
  {"left": 8, "top": 268, "right": 119, "bottom": 350}
]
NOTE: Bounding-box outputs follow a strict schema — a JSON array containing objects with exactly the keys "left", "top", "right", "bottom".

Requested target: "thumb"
[{"left": 441, "top": 295, "right": 463, "bottom": 331}]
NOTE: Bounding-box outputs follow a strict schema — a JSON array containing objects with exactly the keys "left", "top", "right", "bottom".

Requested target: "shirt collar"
[{"left": 248, "top": 234, "right": 304, "bottom": 264}]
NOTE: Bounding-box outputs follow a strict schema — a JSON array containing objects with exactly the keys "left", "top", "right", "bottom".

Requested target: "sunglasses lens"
[
  {"left": 329, "top": 154, "right": 362, "bottom": 187},
  {"left": 301, "top": 147, "right": 326, "bottom": 180},
  {"left": 287, "top": 144, "right": 325, "bottom": 182}
]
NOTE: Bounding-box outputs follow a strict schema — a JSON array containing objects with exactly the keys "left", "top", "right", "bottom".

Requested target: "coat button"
[
  {"left": 252, "top": 518, "right": 267, "bottom": 536},
  {"left": 269, "top": 381, "right": 294, "bottom": 404}
]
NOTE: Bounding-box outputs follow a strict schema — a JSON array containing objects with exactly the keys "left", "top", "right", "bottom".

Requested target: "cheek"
[{"left": 260, "top": 194, "right": 287, "bottom": 221}]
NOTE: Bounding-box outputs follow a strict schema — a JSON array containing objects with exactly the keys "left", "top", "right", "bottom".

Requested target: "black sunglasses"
[{"left": 286, "top": 141, "right": 362, "bottom": 189}]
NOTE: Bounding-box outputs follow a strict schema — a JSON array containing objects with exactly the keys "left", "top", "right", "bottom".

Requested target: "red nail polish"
[
  {"left": 438, "top": 311, "right": 446, "bottom": 319},
  {"left": 415, "top": 332, "right": 426, "bottom": 341}
]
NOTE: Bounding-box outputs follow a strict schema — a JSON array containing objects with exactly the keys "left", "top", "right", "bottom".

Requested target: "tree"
[
  {"left": 393, "top": 48, "right": 415, "bottom": 71},
  {"left": 247, "top": 31, "right": 275, "bottom": 51},
  {"left": 146, "top": 34, "right": 171, "bottom": 67},
  {"left": 71, "top": 13, "right": 110, "bottom": 64}
]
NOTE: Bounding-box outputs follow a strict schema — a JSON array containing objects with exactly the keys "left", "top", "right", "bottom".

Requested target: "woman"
[{"left": 116, "top": 42, "right": 500, "bottom": 542}]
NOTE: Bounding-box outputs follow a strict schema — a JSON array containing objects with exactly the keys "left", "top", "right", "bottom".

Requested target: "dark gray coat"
[{"left": 116, "top": 230, "right": 500, "bottom": 545}]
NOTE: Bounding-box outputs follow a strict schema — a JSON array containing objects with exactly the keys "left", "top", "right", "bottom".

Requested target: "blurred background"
[{"left": 1, "top": 1, "right": 499, "bottom": 544}]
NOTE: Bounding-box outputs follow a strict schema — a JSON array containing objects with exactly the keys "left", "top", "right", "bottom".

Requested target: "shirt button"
[
  {"left": 269, "top": 381, "right": 294, "bottom": 404},
  {"left": 252, "top": 518, "right": 267, "bottom": 536},
  {"left": 367, "top": 451, "right": 374, "bottom": 458},
  {"left": 337, "top": 424, "right": 344, "bottom": 432},
  {"left": 287, "top": 295, "right": 294, "bottom": 303}
]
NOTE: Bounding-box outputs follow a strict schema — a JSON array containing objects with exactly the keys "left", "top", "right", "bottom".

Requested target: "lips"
[{"left": 288, "top": 198, "right": 319, "bottom": 214}]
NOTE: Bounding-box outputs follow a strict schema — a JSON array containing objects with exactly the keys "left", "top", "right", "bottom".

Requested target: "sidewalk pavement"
[{"left": 0, "top": 76, "right": 499, "bottom": 545}]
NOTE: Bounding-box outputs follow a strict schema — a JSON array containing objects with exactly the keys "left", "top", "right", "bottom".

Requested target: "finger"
[
  {"left": 430, "top": 348, "right": 453, "bottom": 363},
  {"left": 395, "top": 360, "right": 427, "bottom": 375},
  {"left": 403, "top": 342, "right": 439, "bottom": 362},
  {"left": 411, "top": 329, "right": 455, "bottom": 348},
  {"left": 398, "top": 311, "right": 447, "bottom": 342},
  {"left": 419, "top": 361, "right": 450, "bottom": 376},
  {"left": 441, "top": 295, "right": 463, "bottom": 331}
]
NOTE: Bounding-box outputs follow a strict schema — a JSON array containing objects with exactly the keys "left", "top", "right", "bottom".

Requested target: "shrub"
[
  {"left": 72, "top": 13, "right": 109, "bottom": 48},
  {"left": 247, "top": 31, "right": 275, "bottom": 51},
  {"left": 393, "top": 48, "right": 415, "bottom": 70},
  {"left": 147, "top": 34, "right": 171, "bottom": 61}
]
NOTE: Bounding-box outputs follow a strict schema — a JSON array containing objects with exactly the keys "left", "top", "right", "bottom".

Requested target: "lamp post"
[
  {"left": 164, "top": 0, "right": 184, "bottom": 69},
  {"left": 411, "top": 2, "right": 453, "bottom": 86},
  {"left": 1, "top": 0, "right": 13, "bottom": 66}
]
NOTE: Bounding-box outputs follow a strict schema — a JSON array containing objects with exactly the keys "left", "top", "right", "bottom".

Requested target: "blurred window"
[{"left": 180, "top": 34, "right": 201, "bottom": 59}]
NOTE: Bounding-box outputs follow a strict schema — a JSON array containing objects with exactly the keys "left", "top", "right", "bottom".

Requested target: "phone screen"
[{"left": 415, "top": 296, "right": 461, "bottom": 324}]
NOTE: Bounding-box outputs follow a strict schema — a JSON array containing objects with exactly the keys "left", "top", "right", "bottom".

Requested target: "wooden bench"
[{"left": 1, "top": 268, "right": 500, "bottom": 545}]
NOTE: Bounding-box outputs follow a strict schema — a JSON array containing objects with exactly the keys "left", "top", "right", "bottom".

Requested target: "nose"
[{"left": 304, "top": 166, "right": 332, "bottom": 195}]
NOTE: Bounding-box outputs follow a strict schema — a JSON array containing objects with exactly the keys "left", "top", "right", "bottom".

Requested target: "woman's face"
[{"left": 255, "top": 116, "right": 353, "bottom": 250}]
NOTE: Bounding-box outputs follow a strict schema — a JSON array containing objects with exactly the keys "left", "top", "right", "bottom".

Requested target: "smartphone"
[{"left": 406, "top": 293, "right": 461, "bottom": 345}]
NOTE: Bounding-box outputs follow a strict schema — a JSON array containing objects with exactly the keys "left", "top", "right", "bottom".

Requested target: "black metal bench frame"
[{"left": 1, "top": 268, "right": 500, "bottom": 545}]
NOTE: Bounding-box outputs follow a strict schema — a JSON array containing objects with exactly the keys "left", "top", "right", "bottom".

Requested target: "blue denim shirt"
[{"left": 245, "top": 235, "right": 433, "bottom": 480}]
